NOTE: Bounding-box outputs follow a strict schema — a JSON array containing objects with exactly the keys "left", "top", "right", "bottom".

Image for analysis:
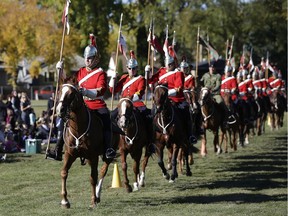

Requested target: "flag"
[
  {"left": 118, "top": 32, "right": 128, "bottom": 60},
  {"left": 62, "top": 0, "right": 71, "bottom": 35},
  {"left": 199, "top": 36, "right": 219, "bottom": 60},
  {"left": 163, "top": 37, "right": 169, "bottom": 56},
  {"left": 240, "top": 54, "right": 245, "bottom": 67},
  {"left": 168, "top": 46, "right": 178, "bottom": 66},
  {"left": 261, "top": 57, "right": 266, "bottom": 70},
  {"left": 248, "top": 56, "right": 254, "bottom": 73}
]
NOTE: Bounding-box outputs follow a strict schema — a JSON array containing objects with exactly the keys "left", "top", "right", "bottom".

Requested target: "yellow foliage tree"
[{"left": 0, "top": 0, "right": 80, "bottom": 87}]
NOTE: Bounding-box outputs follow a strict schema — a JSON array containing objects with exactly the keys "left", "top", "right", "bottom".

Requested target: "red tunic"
[
  {"left": 252, "top": 80, "right": 263, "bottom": 97},
  {"left": 184, "top": 75, "right": 195, "bottom": 90},
  {"left": 269, "top": 78, "right": 282, "bottom": 91},
  {"left": 77, "top": 67, "right": 107, "bottom": 110},
  {"left": 149, "top": 67, "right": 185, "bottom": 103},
  {"left": 238, "top": 80, "right": 249, "bottom": 101},
  {"left": 110, "top": 74, "right": 146, "bottom": 107},
  {"left": 220, "top": 76, "right": 238, "bottom": 100}
]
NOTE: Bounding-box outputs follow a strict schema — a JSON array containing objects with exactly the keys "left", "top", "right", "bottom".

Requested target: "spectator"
[
  {"left": 20, "top": 92, "right": 32, "bottom": 126},
  {"left": 5, "top": 108, "right": 16, "bottom": 132},
  {"left": 47, "top": 92, "right": 54, "bottom": 117},
  {"left": 11, "top": 90, "right": 21, "bottom": 120},
  {"left": 0, "top": 94, "right": 7, "bottom": 123},
  {"left": 0, "top": 131, "right": 19, "bottom": 153}
]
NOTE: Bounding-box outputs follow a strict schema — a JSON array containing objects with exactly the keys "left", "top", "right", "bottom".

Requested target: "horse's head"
[
  {"left": 153, "top": 85, "right": 169, "bottom": 113},
  {"left": 117, "top": 98, "right": 134, "bottom": 130},
  {"left": 56, "top": 76, "right": 83, "bottom": 120},
  {"left": 199, "top": 87, "right": 211, "bottom": 106}
]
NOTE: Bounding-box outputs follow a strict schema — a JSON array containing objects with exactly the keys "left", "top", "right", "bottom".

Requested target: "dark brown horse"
[
  {"left": 198, "top": 87, "right": 226, "bottom": 156},
  {"left": 116, "top": 97, "right": 152, "bottom": 192},
  {"left": 221, "top": 92, "right": 239, "bottom": 152},
  {"left": 153, "top": 85, "right": 192, "bottom": 182},
  {"left": 55, "top": 77, "right": 114, "bottom": 209}
]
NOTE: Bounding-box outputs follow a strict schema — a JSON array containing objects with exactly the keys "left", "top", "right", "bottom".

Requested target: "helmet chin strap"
[{"left": 86, "top": 56, "right": 99, "bottom": 71}]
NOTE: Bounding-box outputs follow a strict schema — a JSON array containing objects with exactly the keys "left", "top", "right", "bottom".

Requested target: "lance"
[
  {"left": 225, "top": 39, "right": 229, "bottom": 61},
  {"left": 45, "top": 0, "right": 70, "bottom": 159},
  {"left": 144, "top": 18, "right": 153, "bottom": 105},
  {"left": 195, "top": 26, "right": 200, "bottom": 88},
  {"left": 110, "top": 13, "right": 123, "bottom": 110},
  {"left": 228, "top": 35, "right": 234, "bottom": 62},
  {"left": 150, "top": 19, "right": 155, "bottom": 103},
  {"left": 207, "top": 33, "right": 210, "bottom": 65},
  {"left": 265, "top": 51, "right": 269, "bottom": 79}
]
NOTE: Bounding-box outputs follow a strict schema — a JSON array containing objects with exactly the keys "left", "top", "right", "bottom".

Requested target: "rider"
[
  {"left": 180, "top": 56, "right": 203, "bottom": 138},
  {"left": 109, "top": 50, "right": 153, "bottom": 144},
  {"left": 47, "top": 34, "right": 116, "bottom": 161},
  {"left": 220, "top": 65, "right": 238, "bottom": 124},
  {"left": 147, "top": 53, "right": 197, "bottom": 145}
]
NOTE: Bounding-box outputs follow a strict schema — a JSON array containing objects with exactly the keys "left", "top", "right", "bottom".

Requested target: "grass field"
[{"left": 0, "top": 100, "right": 287, "bottom": 216}]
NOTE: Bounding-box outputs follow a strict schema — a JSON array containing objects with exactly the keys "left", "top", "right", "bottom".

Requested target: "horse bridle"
[
  {"left": 60, "top": 83, "right": 91, "bottom": 149},
  {"left": 199, "top": 88, "right": 215, "bottom": 121},
  {"left": 154, "top": 85, "right": 174, "bottom": 134},
  {"left": 118, "top": 98, "right": 138, "bottom": 145}
]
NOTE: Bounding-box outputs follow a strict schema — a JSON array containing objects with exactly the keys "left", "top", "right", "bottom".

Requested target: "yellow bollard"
[{"left": 111, "top": 163, "right": 122, "bottom": 188}]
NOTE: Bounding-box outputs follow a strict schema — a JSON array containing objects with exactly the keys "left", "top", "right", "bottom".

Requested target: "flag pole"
[
  {"left": 45, "top": 0, "right": 69, "bottom": 159},
  {"left": 144, "top": 18, "right": 152, "bottom": 105},
  {"left": 228, "top": 35, "right": 234, "bottom": 62},
  {"left": 195, "top": 26, "right": 200, "bottom": 88},
  {"left": 110, "top": 13, "right": 123, "bottom": 110},
  {"left": 225, "top": 39, "right": 229, "bottom": 62}
]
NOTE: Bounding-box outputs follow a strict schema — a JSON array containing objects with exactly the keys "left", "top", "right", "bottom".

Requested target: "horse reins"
[
  {"left": 119, "top": 98, "right": 139, "bottom": 145},
  {"left": 61, "top": 84, "right": 92, "bottom": 149}
]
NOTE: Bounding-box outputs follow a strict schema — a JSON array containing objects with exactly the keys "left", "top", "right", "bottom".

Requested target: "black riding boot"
[
  {"left": 104, "top": 130, "right": 116, "bottom": 159},
  {"left": 47, "top": 135, "right": 64, "bottom": 161}
]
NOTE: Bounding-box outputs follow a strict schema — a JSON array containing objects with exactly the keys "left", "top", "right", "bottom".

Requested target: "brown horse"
[
  {"left": 55, "top": 77, "right": 114, "bottom": 209},
  {"left": 221, "top": 92, "right": 239, "bottom": 152},
  {"left": 153, "top": 85, "right": 192, "bottom": 182},
  {"left": 116, "top": 97, "right": 152, "bottom": 192},
  {"left": 268, "top": 90, "right": 286, "bottom": 130},
  {"left": 253, "top": 90, "right": 267, "bottom": 135},
  {"left": 198, "top": 87, "right": 226, "bottom": 156}
]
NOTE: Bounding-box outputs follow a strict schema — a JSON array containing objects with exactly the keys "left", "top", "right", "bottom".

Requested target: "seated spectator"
[{"left": 0, "top": 132, "right": 19, "bottom": 153}]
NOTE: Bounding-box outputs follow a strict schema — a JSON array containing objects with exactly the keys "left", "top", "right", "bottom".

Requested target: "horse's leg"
[
  {"left": 132, "top": 151, "right": 142, "bottom": 191},
  {"left": 170, "top": 144, "right": 179, "bottom": 182},
  {"left": 120, "top": 150, "right": 132, "bottom": 193},
  {"left": 87, "top": 157, "right": 99, "bottom": 209},
  {"left": 156, "top": 143, "right": 170, "bottom": 180},
  {"left": 166, "top": 149, "right": 172, "bottom": 170},
  {"left": 184, "top": 146, "right": 192, "bottom": 176},
  {"left": 200, "top": 132, "right": 207, "bottom": 157},
  {"left": 96, "top": 160, "right": 111, "bottom": 203},
  {"left": 139, "top": 145, "right": 152, "bottom": 187},
  {"left": 177, "top": 148, "right": 184, "bottom": 175},
  {"left": 214, "top": 130, "right": 221, "bottom": 155},
  {"left": 60, "top": 154, "right": 76, "bottom": 208}
]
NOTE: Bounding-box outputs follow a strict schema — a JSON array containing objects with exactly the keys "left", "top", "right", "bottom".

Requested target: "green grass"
[{"left": 1, "top": 102, "right": 287, "bottom": 216}]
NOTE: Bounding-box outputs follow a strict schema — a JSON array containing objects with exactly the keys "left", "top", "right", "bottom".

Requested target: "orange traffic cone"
[{"left": 111, "top": 163, "right": 122, "bottom": 188}]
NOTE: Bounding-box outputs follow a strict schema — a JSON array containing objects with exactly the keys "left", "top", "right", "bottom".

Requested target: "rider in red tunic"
[
  {"left": 148, "top": 54, "right": 197, "bottom": 144},
  {"left": 221, "top": 65, "right": 238, "bottom": 124},
  {"left": 47, "top": 34, "right": 116, "bottom": 161}
]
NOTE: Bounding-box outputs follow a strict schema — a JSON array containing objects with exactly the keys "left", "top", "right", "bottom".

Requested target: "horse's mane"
[{"left": 64, "top": 74, "right": 78, "bottom": 86}]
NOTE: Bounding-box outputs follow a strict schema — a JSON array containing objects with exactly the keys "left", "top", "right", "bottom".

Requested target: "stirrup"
[{"left": 105, "top": 148, "right": 116, "bottom": 159}]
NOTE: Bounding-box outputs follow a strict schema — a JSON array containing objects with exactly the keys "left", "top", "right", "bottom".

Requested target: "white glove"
[
  {"left": 109, "top": 77, "right": 115, "bottom": 88},
  {"left": 132, "top": 94, "right": 140, "bottom": 102},
  {"left": 56, "top": 61, "right": 63, "bottom": 71},
  {"left": 145, "top": 65, "right": 151, "bottom": 72},
  {"left": 168, "top": 89, "right": 177, "bottom": 96}
]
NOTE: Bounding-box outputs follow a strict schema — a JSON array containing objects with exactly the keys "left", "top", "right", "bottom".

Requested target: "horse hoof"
[
  {"left": 60, "top": 200, "right": 70, "bottom": 209},
  {"left": 127, "top": 185, "right": 133, "bottom": 193},
  {"left": 169, "top": 179, "right": 175, "bottom": 183},
  {"left": 163, "top": 173, "right": 170, "bottom": 180},
  {"left": 96, "top": 197, "right": 101, "bottom": 203},
  {"left": 186, "top": 171, "right": 192, "bottom": 177},
  {"left": 133, "top": 182, "right": 139, "bottom": 192}
]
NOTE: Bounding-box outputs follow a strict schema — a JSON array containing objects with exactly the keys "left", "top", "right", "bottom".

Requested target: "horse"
[
  {"left": 153, "top": 85, "right": 192, "bottom": 182},
  {"left": 198, "top": 87, "right": 226, "bottom": 156},
  {"left": 253, "top": 89, "right": 267, "bottom": 136},
  {"left": 55, "top": 76, "right": 114, "bottom": 209},
  {"left": 116, "top": 97, "right": 152, "bottom": 192},
  {"left": 268, "top": 90, "right": 286, "bottom": 130},
  {"left": 221, "top": 92, "right": 239, "bottom": 152}
]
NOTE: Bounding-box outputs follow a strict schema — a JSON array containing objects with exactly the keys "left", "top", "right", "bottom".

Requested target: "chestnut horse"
[
  {"left": 153, "top": 85, "right": 192, "bottom": 182},
  {"left": 116, "top": 97, "right": 152, "bottom": 192},
  {"left": 55, "top": 77, "right": 114, "bottom": 209},
  {"left": 198, "top": 87, "right": 226, "bottom": 156}
]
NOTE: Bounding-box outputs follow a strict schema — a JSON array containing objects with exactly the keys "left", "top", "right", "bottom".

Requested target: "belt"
[{"left": 83, "top": 96, "right": 104, "bottom": 101}]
